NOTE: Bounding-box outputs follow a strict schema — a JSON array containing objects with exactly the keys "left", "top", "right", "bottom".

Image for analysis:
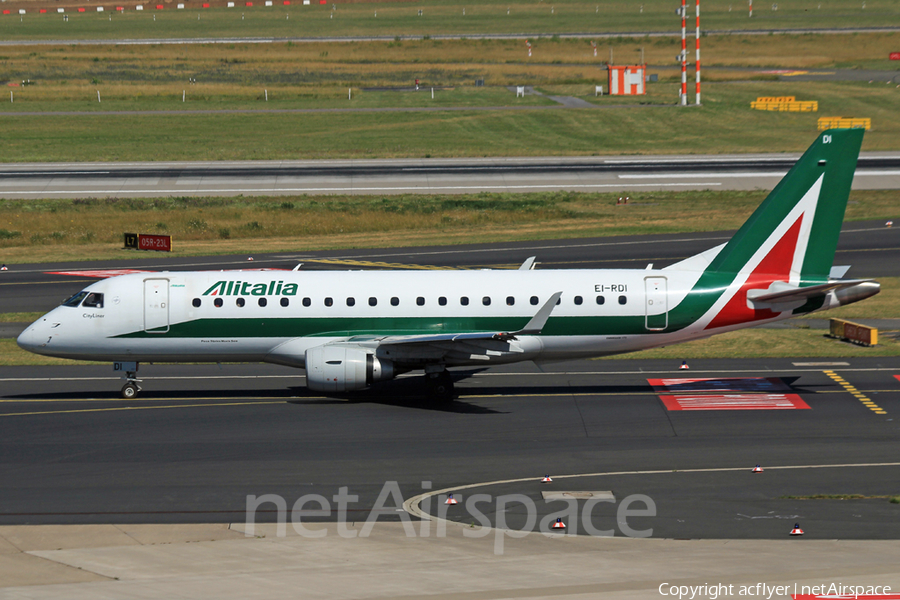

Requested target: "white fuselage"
[{"left": 16, "top": 264, "right": 803, "bottom": 368}]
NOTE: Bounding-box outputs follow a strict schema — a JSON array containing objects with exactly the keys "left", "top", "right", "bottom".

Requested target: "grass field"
[
  {"left": 0, "top": 30, "right": 897, "bottom": 160},
  {"left": 1, "top": 0, "right": 899, "bottom": 41},
  {"left": 1, "top": 32, "right": 897, "bottom": 107},
  {"left": 0, "top": 189, "right": 896, "bottom": 261},
  {"left": 0, "top": 79, "right": 897, "bottom": 161}
]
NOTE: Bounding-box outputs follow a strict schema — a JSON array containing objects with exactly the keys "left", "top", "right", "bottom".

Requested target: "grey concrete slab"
[{"left": 1, "top": 523, "right": 899, "bottom": 599}]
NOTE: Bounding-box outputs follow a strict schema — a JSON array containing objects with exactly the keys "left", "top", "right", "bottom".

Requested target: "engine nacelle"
[{"left": 304, "top": 345, "right": 395, "bottom": 392}]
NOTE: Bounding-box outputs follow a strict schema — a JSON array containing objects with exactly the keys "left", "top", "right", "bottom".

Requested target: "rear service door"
[
  {"left": 144, "top": 278, "right": 170, "bottom": 333},
  {"left": 644, "top": 276, "right": 668, "bottom": 331}
]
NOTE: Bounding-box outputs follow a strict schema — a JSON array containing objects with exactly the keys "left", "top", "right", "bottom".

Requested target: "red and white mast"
[
  {"left": 680, "top": 0, "right": 687, "bottom": 105},
  {"left": 695, "top": 0, "right": 701, "bottom": 105}
]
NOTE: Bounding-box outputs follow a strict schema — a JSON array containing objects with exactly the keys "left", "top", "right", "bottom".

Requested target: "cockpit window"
[
  {"left": 82, "top": 293, "right": 104, "bottom": 309},
  {"left": 62, "top": 291, "right": 89, "bottom": 307}
]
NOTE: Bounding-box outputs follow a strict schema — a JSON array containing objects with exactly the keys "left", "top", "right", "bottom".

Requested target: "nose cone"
[{"left": 16, "top": 324, "right": 38, "bottom": 352}]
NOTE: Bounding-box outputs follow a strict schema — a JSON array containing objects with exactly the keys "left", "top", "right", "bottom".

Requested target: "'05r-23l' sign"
[{"left": 124, "top": 233, "right": 172, "bottom": 252}]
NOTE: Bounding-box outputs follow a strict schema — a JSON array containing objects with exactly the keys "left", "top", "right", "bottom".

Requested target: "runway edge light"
[
  {"left": 0, "top": 264, "right": 7, "bottom": 271},
  {"left": 445, "top": 494, "right": 458, "bottom": 505},
  {"left": 680, "top": 361, "right": 690, "bottom": 370},
  {"left": 752, "top": 464, "right": 764, "bottom": 473},
  {"left": 790, "top": 523, "right": 804, "bottom": 536},
  {"left": 541, "top": 475, "right": 553, "bottom": 483},
  {"left": 552, "top": 518, "right": 566, "bottom": 529}
]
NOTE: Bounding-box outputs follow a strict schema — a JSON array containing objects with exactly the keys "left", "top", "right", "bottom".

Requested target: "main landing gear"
[{"left": 426, "top": 369, "right": 455, "bottom": 403}]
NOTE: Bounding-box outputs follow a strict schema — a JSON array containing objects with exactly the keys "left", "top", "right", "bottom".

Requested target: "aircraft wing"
[{"left": 372, "top": 291, "right": 563, "bottom": 345}]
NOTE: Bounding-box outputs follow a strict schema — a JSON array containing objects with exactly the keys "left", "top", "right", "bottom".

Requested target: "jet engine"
[{"left": 304, "top": 345, "right": 394, "bottom": 392}]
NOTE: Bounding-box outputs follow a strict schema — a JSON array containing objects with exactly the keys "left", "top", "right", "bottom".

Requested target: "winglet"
[
  {"left": 496, "top": 291, "right": 562, "bottom": 340},
  {"left": 518, "top": 256, "right": 537, "bottom": 271}
]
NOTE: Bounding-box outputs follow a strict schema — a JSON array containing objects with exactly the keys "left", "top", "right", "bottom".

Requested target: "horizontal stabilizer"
[
  {"left": 747, "top": 279, "right": 873, "bottom": 304},
  {"left": 829, "top": 265, "right": 851, "bottom": 279}
]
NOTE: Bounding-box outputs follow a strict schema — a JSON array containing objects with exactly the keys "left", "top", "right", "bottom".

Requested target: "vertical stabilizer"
[{"left": 706, "top": 128, "right": 863, "bottom": 282}]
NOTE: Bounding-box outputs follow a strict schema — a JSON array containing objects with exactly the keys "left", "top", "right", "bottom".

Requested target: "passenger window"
[
  {"left": 192, "top": 298, "right": 201, "bottom": 308},
  {"left": 391, "top": 297, "right": 400, "bottom": 306},
  {"left": 439, "top": 297, "right": 447, "bottom": 306},
  {"left": 618, "top": 295, "right": 627, "bottom": 305},
  {"left": 460, "top": 296, "right": 469, "bottom": 306},
  {"left": 325, "top": 297, "right": 333, "bottom": 307},
  {"left": 214, "top": 298, "right": 223, "bottom": 308},
  {"left": 303, "top": 297, "right": 311, "bottom": 307},
  {"left": 62, "top": 291, "right": 89, "bottom": 308},
  {"left": 82, "top": 292, "right": 104, "bottom": 308},
  {"left": 281, "top": 297, "right": 289, "bottom": 307},
  {"left": 236, "top": 297, "right": 245, "bottom": 308},
  {"left": 530, "top": 296, "right": 539, "bottom": 306},
  {"left": 346, "top": 297, "right": 355, "bottom": 307},
  {"left": 416, "top": 297, "right": 425, "bottom": 306},
  {"left": 369, "top": 297, "right": 377, "bottom": 307},
  {"left": 258, "top": 298, "right": 267, "bottom": 307},
  {"left": 483, "top": 296, "right": 491, "bottom": 306},
  {"left": 574, "top": 296, "right": 583, "bottom": 306},
  {"left": 596, "top": 295, "right": 605, "bottom": 305},
  {"left": 506, "top": 296, "right": 515, "bottom": 306}
]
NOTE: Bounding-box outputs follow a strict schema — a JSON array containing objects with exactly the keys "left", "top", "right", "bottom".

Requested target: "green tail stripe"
[{"left": 706, "top": 128, "right": 863, "bottom": 280}]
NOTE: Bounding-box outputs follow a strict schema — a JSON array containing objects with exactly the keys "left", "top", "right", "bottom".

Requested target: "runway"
[
  {"left": 0, "top": 357, "right": 898, "bottom": 540},
  {"left": 1, "top": 153, "right": 899, "bottom": 198}
]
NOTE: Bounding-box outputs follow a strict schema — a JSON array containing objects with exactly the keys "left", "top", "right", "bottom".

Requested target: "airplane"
[{"left": 17, "top": 129, "right": 880, "bottom": 401}]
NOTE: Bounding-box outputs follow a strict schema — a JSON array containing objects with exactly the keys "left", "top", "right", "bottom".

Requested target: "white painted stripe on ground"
[
  {"left": 619, "top": 170, "right": 900, "bottom": 179},
  {"left": 404, "top": 462, "right": 900, "bottom": 526},
  {"left": 1, "top": 365, "right": 897, "bottom": 384},
  {"left": 0, "top": 182, "right": 722, "bottom": 196}
]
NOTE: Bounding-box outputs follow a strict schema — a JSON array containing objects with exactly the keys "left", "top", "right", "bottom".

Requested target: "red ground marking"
[
  {"left": 46, "top": 269, "right": 150, "bottom": 278},
  {"left": 648, "top": 377, "right": 792, "bottom": 394},
  {"left": 660, "top": 394, "right": 810, "bottom": 411},
  {"left": 894, "top": 375, "right": 900, "bottom": 384}
]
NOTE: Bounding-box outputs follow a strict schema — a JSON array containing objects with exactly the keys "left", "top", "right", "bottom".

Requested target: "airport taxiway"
[{"left": 0, "top": 357, "right": 897, "bottom": 541}]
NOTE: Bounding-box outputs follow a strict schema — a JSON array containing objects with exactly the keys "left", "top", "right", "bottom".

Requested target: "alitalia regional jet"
[{"left": 17, "top": 129, "right": 880, "bottom": 400}]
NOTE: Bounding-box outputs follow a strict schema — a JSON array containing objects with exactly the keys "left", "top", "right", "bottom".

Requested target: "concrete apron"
[{"left": 1, "top": 522, "right": 900, "bottom": 599}]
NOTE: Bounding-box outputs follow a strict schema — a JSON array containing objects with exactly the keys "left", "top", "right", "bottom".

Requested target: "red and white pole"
[
  {"left": 749, "top": 0, "right": 753, "bottom": 17},
  {"left": 695, "top": 0, "right": 701, "bottom": 104},
  {"left": 680, "top": 0, "right": 687, "bottom": 105}
]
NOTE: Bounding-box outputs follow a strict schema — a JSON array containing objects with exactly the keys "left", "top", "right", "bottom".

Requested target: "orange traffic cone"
[
  {"left": 752, "top": 465, "right": 763, "bottom": 473},
  {"left": 445, "top": 494, "right": 458, "bottom": 505},
  {"left": 680, "top": 361, "right": 690, "bottom": 370},
  {"left": 551, "top": 518, "right": 566, "bottom": 529},
  {"left": 541, "top": 475, "right": 553, "bottom": 483},
  {"left": 789, "top": 523, "right": 804, "bottom": 536}
]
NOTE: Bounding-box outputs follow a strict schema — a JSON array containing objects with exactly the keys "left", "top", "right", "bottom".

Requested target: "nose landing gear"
[
  {"left": 121, "top": 371, "right": 142, "bottom": 399},
  {"left": 114, "top": 362, "right": 142, "bottom": 399}
]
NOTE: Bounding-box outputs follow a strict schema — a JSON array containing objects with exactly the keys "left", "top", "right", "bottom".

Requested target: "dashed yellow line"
[
  {"left": 824, "top": 370, "right": 887, "bottom": 415},
  {"left": 0, "top": 400, "right": 288, "bottom": 418}
]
